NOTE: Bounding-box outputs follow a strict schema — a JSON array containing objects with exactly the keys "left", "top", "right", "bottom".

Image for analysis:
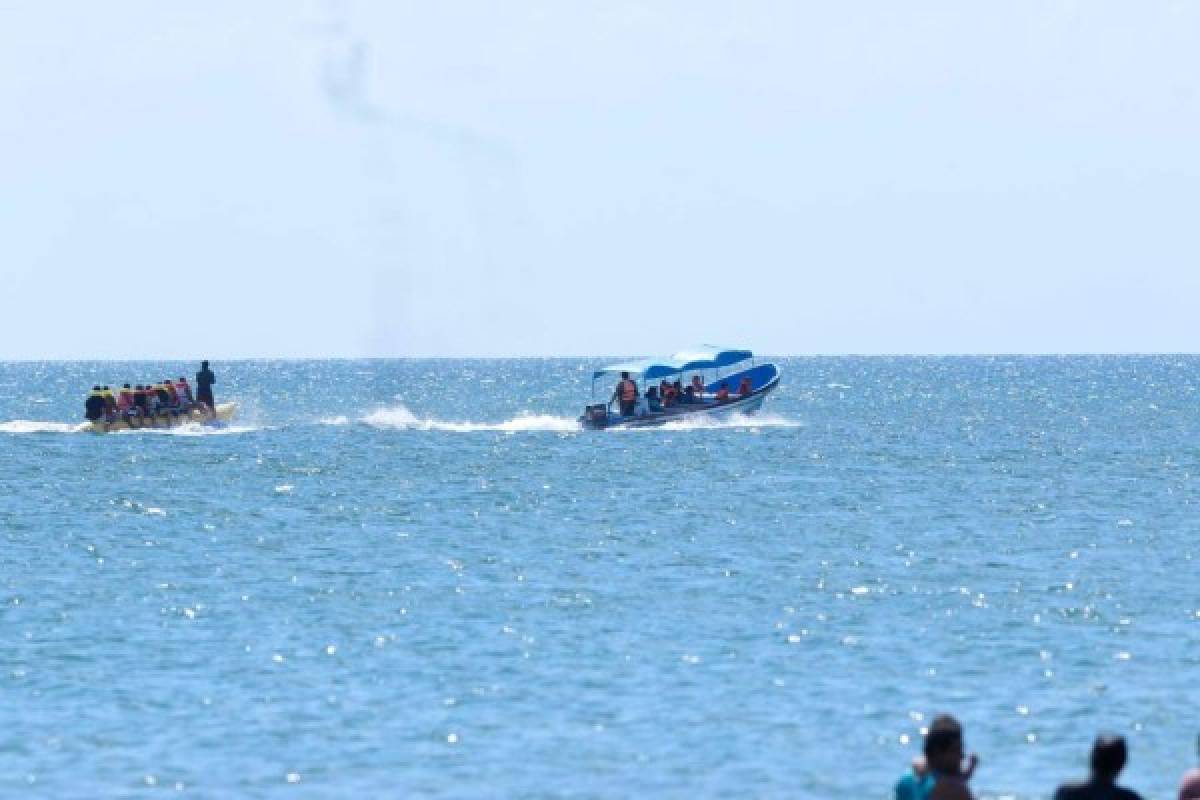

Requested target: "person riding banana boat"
[{"left": 77, "top": 362, "right": 237, "bottom": 433}]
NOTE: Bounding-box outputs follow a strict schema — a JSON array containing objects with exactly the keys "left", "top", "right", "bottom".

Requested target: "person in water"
[
  {"left": 1053, "top": 735, "right": 1143, "bottom": 800},
  {"left": 195, "top": 360, "right": 216, "bottom": 414},
  {"left": 84, "top": 386, "right": 107, "bottom": 421},
  {"left": 895, "top": 714, "right": 977, "bottom": 800},
  {"left": 1181, "top": 735, "right": 1200, "bottom": 800},
  {"left": 612, "top": 371, "right": 638, "bottom": 417}
]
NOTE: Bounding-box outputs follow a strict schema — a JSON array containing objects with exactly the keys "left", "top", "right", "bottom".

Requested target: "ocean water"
[{"left": 2, "top": 357, "right": 1198, "bottom": 799}]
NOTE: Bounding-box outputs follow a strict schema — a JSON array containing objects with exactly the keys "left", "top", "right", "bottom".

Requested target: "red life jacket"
[
  {"left": 117, "top": 389, "right": 135, "bottom": 411},
  {"left": 620, "top": 380, "right": 636, "bottom": 402}
]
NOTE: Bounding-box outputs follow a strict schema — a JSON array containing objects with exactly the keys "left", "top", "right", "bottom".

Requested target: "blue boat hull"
[{"left": 580, "top": 363, "right": 780, "bottom": 430}]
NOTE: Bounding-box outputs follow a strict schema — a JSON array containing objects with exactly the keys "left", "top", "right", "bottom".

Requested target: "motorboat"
[{"left": 581, "top": 346, "right": 780, "bottom": 430}]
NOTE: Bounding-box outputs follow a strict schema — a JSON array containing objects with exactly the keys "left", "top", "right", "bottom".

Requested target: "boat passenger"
[
  {"left": 116, "top": 384, "right": 137, "bottom": 418},
  {"left": 690, "top": 374, "right": 705, "bottom": 397},
  {"left": 101, "top": 386, "right": 117, "bottom": 421},
  {"left": 162, "top": 378, "right": 182, "bottom": 413},
  {"left": 738, "top": 376, "right": 753, "bottom": 397},
  {"left": 84, "top": 386, "right": 107, "bottom": 421},
  {"left": 612, "top": 371, "right": 638, "bottom": 417},
  {"left": 673, "top": 380, "right": 685, "bottom": 404},
  {"left": 133, "top": 385, "right": 149, "bottom": 415},
  {"left": 681, "top": 385, "right": 695, "bottom": 404},
  {"left": 154, "top": 381, "right": 173, "bottom": 411},
  {"left": 174, "top": 377, "right": 194, "bottom": 407},
  {"left": 716, "top": 382, "right": 730, "bottom": 402},
  {"left": 662, "top": 381, "right": 678, "bottom": 407},
  {"left": 646, "top": 386, "right": 663, "bottom": 413},
  {"left": 196, "top": 360, "right": 216, "bottom": 414}
]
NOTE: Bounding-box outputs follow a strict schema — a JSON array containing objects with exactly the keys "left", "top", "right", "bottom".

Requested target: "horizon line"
[{"left": 2, "top": 352, "right": 1199, "bottom": 362}]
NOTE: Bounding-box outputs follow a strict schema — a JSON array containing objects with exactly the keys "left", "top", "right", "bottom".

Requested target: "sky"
[{"left": 1, "top": 1, "right": 1198, "bottom": 358}]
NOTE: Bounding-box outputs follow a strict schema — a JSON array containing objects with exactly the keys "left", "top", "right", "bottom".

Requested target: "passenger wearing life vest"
[
  {"left": 715, "top": 382, "right": 730, "bottom": 402},
  {"left": 101, "top": 386, "right": 117, "bottom": 421},
  {"left": 691, "top": 374, "right": 705, "bottom": 398},
  {"left": 84, "top": 386, "right": 106, "bottom": 421},
  {"left": 174, "top": 377, "right": 194, "bottom": 408},
  {"left": 160, "top": 379, "right": 180, "bottom": 413},
  {"left": 612, "top": 371, "right": 638, "bottom": 417},
  {"left": 116, "top": 384, "right": 136, "bottom": 416},
  {"left": 738, "top": 376, "right": 753, "bottom": 397},
  {"left": 141, "top": 384, "right": 159, "bottom": 417},
  {"left": 659, "top": 379, "right": 675, "bottom": 408}
]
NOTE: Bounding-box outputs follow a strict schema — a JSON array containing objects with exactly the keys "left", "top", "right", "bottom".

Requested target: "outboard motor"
[{"left": 583, "top": 403, "right": 609, "bottom": 429}]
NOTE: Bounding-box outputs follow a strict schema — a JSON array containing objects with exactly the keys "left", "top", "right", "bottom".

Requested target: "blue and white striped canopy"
[{"left": 591, "top": 346, "right": 753, "bottom": 381}]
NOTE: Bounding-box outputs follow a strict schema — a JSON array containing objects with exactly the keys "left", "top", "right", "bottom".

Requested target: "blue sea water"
[{"left": 2, "top": 357, "right": 1198, "bottom": 799}]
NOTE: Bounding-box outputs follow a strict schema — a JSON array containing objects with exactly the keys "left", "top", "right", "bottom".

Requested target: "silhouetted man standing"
[{"left": 195, "top": 360, "right": 216, "bottom": 413}]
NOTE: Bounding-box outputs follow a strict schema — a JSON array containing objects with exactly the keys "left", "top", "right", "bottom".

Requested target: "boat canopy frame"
[{"left": 590, "top": 346, "right": 757, "bottom": 395}]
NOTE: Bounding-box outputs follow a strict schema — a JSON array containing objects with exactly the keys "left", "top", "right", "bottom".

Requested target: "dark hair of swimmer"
[
  {"left": 923, "top": 714, "right": 962, "bottom": 759},
  {"left": 1091, "top": 735, "right": 1128, "bottom": 779}
]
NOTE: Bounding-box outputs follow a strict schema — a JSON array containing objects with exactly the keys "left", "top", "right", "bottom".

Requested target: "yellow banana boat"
[{"left": 76, "top": 402, "right": 238, "bottom": 433}]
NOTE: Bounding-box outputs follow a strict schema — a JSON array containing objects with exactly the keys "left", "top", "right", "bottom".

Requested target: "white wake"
[
  {"left": 0, "top": 420, "right": 79, "bottom": 434},
  {"left": 361, "top": 405, "right": 580, "bottom": 433}
]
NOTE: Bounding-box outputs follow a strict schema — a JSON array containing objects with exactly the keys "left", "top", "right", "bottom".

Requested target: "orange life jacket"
[{"left": 716, "top": 386, "right": 730, "bottom": 400}]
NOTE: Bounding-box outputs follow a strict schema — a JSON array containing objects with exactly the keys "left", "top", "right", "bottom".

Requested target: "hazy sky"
[{"left": 2, "top": 1, "right": 1198, "bottom": 358}]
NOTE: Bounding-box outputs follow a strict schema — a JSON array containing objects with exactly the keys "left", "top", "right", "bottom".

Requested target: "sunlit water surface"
[{"left": 2, "top": 358, "right": 1199, "bottom": 798}]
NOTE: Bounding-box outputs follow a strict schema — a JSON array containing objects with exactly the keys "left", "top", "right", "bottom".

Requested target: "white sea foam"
[
  {"left": 0, "top": 420, "right": 79, "bottom": 434},
  {"left": 627, "top": 411, "right": 801, "bottom": 432},
  {"left": 113, "top": 423, "right": 260, "bottom": 437},
  {"left": 362, "top": 405, "right": 580, "bottom": 433},
  {"left": 319, "top": 415, "right": 350, "bottom": 426}
]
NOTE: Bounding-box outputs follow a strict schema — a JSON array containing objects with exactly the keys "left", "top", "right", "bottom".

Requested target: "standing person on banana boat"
[{"left": 195, "top": 361, "right": 216, "bottom": 418}]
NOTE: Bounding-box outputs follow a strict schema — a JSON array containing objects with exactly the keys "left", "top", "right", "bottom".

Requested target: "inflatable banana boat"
[{"left": 75, "top": 402, "right": 238, "bottom": 434}]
